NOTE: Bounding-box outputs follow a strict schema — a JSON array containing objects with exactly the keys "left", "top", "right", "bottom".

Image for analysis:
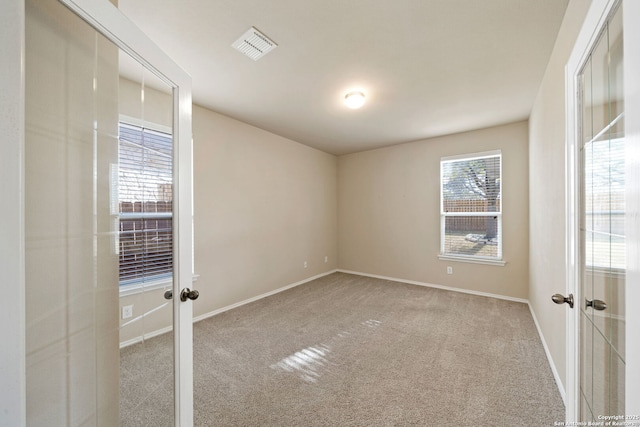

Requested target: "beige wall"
[
  {"left": 338, "top": 121, "right": 529, "bottom": 299},
  {"left": 528, "top": 0, "right": 592, "bottom": 396},
  {"left": 192, "top": 105, "right": 338, "bottom": 318}
]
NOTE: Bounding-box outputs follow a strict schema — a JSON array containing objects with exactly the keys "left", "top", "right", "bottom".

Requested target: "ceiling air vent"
[{"left": 232, "top": 27, "right": 278, "bottom": 61}]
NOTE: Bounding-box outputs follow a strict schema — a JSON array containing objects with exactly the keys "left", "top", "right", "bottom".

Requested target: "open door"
[
  {"left": 564, "top": 0, "right": 640, "bottom": 421},
  {"left": 16, "top": 0, "right": 194, "bottom": 425},
  {"left": 575, "top": 4, "right": 625, "bottom": 420}
]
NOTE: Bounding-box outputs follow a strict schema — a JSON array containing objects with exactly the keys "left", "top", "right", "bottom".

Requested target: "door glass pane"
[
  {"left": 118, "top": 54, "right": 176, "bottom": 426},
  {"left": 581, "top": 56, "right": 594, "bottom": 328},
  {"left": 578, "top": 3, "right": 624, "bottom": 421},
  {"left": 581, "top": 313, "right": 593, "bottom": 411},
  {"left": 25, "top": 1, "right": 120, "bottom": 424},
  {"left": 607, "top": 0, "right": 625, "bottom": 362},
  {"left": 581, "top": 392, "right": 594, "bottom": 422},
  {"left": 25, "top": 1, "right": 175, "bottom": 424},
  {"left": 591, "top": 328, "right": 611, "bottom": 417}
]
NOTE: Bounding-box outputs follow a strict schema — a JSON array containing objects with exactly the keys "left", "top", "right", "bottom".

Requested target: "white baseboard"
[
  {"left": 192, "top": 270, "right": 339, "bottom": 323},
  {"left": 336, "top": 269, "right": 528, "bottom": 303},
  {"left": 120, "top": 325, "right": 173, "bottom": 349},
  {"left": 527, "top": 302, "right": 567, "bottom": 405}
]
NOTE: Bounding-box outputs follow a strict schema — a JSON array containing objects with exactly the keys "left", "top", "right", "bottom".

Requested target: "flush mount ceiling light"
[{"left": 344, "top": 91, "right": 365, "bottom": 109}]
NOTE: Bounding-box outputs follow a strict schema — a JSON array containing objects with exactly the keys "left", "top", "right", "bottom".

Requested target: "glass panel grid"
[{"left": 578, "top": 3, "right": 624, "bottom": 421}]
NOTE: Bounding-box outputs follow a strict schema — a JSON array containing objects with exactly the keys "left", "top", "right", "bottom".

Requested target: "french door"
[
  {"left": 577, "top": 3, "right": 625, "bottom": 420},
  {"left": 4, "top": 0, "right": 194, "bottom": 425},
  {"left": 566, "top": 0, "right": 640, "bottom": 421}
]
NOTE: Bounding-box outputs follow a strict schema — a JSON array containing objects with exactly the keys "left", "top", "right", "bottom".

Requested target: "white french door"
[
  {"left": 1, "top": 0, "right": 194, "bottom": 425},
  {"left": 577, "top": 4, "right": 625, "bottom": 420},
  {"left": 566, "top": 0, "right": 640, "bottom": 421}
]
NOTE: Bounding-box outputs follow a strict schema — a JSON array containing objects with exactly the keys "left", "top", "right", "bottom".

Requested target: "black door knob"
[{"left": 180, "top": 288, "right": 199, "bottom": 302}]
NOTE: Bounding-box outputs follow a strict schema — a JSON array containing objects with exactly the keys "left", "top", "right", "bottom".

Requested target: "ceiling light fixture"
[{"left": 344, "top": 91, "right": 365, "bottom": 109}]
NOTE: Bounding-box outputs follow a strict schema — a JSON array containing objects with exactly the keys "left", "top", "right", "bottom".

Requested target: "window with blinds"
[
  {"left": 118, "top": 122, "right": 173, "bottom": 285},
  {"left": 583, "top": 134, "right": 625, "bottom": 270},
  {"left": 440, "top": 151, "right": 502, "bottom": 261}
]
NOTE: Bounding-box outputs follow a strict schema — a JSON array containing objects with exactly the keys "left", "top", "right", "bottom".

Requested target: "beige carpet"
[{"left": 121, "top": 272, "right": 565, "bottom": 426}]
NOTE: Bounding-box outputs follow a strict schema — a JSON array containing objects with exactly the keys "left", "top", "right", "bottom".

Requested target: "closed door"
[{"left": 578, "top": 3, "right": 625, "bottom": 421}]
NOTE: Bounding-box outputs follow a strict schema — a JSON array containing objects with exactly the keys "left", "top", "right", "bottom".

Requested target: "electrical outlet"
[
  {"left": 324, "top": 256, "right": 328, "bottom": 263},
  {"left": 304, "top": 261, "right": 308, "bottom": 269},
  {"left": 122, "top": 305, "right": 133, "bottom": 319},
  {"left": 447, "top": 266, "right": 453, "bottom": 275}
]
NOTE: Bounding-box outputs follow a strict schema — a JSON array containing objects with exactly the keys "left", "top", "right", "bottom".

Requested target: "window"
[
  {"left": 118, "top": 122, "right": 173, "bottom": 286},
  {"left": 440, "top": 151, "right": 503, "bottom": 264},
  {"left": 583, "top": 135, "right": 625, "bottom": 270}
]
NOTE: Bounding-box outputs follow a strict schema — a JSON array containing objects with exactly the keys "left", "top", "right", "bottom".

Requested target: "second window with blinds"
[
  {"left": 439, "top": 150, "right": 504, "bottom": 265},
  {"left": 118, "top": 121, "right": 173, "bottom": 291}
]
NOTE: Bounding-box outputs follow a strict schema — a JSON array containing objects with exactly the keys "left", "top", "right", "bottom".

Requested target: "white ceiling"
[{"left": 119, "top": 0, "right": 569, "bottom": 155}]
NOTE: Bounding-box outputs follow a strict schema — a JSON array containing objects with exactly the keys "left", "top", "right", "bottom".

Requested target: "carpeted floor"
[{"left": 121, "top": 272, "right": 565, "bottom": 426}]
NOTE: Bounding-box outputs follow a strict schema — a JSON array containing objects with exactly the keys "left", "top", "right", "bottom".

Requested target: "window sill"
[
  {"left": 119, "top": 273, "right": 200, "bottom": 297},
  {"left": 585, "top": 265, "right": 626, "bottom": 278},
  {"left": 438, "top": 254, "right": 506, "bottom": 267}
]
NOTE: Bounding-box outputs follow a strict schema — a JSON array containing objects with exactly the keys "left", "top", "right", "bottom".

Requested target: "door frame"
[
  {"left": 623, "top": 0, "right": 640, "bottom": 417},
  {"left": 565, "top": 0, "right": 640, "bottom": 420},
  {"left": 0, "top": 0, "right": 194, "bottom": 425}
]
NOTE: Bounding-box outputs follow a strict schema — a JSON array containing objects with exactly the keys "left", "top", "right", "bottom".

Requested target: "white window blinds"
[
  {"left": 118, "top": 122, "right": 173, "bottom": 285},
  {"left": 583, "top": 134, "right": 625, "bottom": 270},
  {"left": 440, "top": 151, "right": 502, "bottom": 260}
]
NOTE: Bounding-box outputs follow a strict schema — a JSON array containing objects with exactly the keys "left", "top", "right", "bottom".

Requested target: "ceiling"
[{"left": 118, "top": 0, "right": 569, "bottom": 156}]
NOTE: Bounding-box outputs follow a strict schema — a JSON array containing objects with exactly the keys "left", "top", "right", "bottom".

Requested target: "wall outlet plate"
[{"left": 122, "top": 305, "right": 133, "bottom": 319}]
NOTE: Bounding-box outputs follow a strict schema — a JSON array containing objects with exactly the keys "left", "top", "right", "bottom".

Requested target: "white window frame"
[{"left": 439, "top": 150, "right": 505, "bottom": 266}]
